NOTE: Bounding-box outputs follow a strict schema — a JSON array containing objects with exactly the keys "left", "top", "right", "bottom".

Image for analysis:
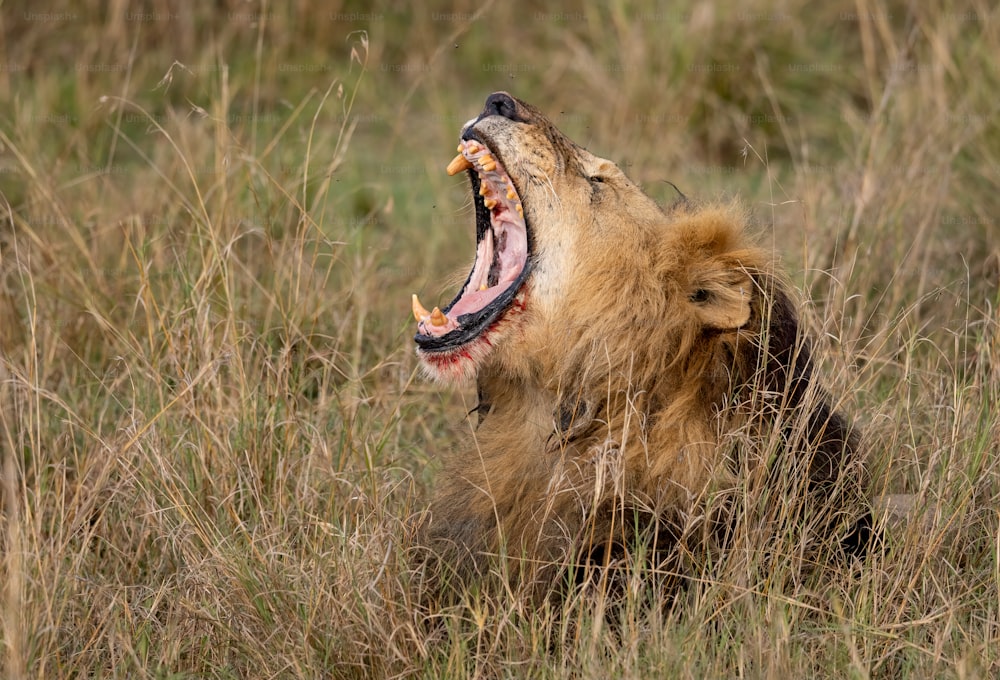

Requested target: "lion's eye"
[{"left": 588, "top": 175, "right": 606, "bottom": 184}]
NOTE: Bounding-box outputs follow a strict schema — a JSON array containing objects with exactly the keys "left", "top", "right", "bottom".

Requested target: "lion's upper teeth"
[
  {"left": 412, "top": 293, "right": 431, "bottom": 322},
  {"left": 484, "top": 197, "right": 497, "bottom": 209},
  {"left": 447, "top": 153, "right": 473, "bottom": 176}
]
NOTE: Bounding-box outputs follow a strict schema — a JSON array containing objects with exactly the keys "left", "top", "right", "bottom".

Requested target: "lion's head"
[
  {"left": 414, "top": 93, "right": 763, "bottom": 415},
  {"left": 413, "top": 92, "right": 662, "bottom": 380}
]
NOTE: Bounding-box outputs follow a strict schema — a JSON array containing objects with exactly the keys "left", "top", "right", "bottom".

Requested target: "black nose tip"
[{"left": 484, "top": 92, "right": 520, "bottom": 120}]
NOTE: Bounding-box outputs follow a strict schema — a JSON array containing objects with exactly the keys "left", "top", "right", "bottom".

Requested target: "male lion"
[{"left": 412, "top": 92, "right": 872, "bottom": 594}]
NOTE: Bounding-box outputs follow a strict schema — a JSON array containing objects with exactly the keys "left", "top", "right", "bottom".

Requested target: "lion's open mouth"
[{"left": 412, "top": 137, "right": 531, "bottom": 353}]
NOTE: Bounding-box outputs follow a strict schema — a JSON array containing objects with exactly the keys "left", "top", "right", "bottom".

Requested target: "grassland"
[{"left": 0, "top": 0, "right": 998, "bottom": 677}]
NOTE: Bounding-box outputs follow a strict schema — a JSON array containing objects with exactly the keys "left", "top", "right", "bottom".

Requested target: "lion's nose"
[{"left": 484, "top": 92, "right": 520, "bottom": 120}]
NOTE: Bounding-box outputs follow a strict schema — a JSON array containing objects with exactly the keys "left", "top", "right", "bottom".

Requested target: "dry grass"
[{"left": 0, "top": 0, "right": 998, "bottom": 677}]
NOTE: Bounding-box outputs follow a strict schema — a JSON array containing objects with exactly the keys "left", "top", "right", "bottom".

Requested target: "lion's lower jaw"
[{"left": 416, "top": 297, "right": 527, "bottom": 383}]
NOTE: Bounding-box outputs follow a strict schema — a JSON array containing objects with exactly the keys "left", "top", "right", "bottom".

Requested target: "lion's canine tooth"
[
  {"left": 447, "top": 153, "right": 474, "bottom": 176},
  {"left": 412, "top": 294, "right": 430, "bottom": 322},
  {"left": 430, "top": 307, "right": 448, "bottom": 327}
]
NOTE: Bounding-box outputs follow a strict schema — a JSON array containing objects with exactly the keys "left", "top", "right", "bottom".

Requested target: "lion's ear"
[{"left": 688, "top": 266, "right": 753, "bottom": 330}]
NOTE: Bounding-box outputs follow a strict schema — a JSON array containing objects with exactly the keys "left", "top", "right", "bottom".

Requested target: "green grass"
[{"left": 1, "top": 0, "right": 998, "bottom": 676}]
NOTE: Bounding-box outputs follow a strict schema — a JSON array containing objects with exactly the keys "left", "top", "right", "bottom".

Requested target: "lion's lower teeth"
[{"left": 430, "top": 307, "right": 448, "bottom": 326}]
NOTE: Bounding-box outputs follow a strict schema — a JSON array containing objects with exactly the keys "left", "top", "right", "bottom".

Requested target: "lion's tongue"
[
  {"left": 413, "top": 232, "right": 500, "bottom": 336},
  {"left": 448, "top": 288, "right": 500, "bottom": 316},
  {"left": 447, "top": 214, "right": 525, "bottom": 319}
]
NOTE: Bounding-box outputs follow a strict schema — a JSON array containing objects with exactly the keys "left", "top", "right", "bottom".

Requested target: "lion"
[{"left": 411, "top": 92, "right": 872, "bottom": 595}]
